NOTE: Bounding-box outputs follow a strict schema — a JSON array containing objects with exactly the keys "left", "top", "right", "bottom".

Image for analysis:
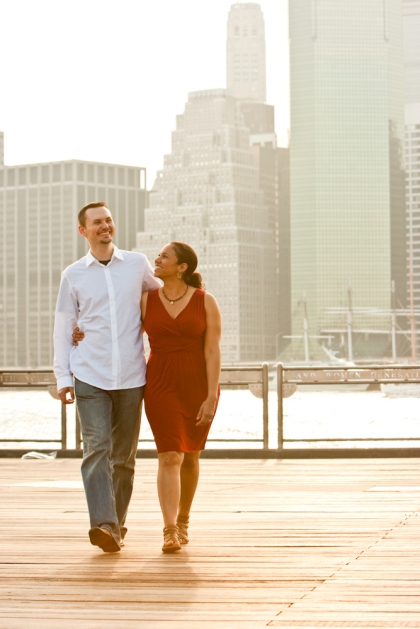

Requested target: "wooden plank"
[{"left": 0, "top": 459, "right": 420, "bottom": 627}]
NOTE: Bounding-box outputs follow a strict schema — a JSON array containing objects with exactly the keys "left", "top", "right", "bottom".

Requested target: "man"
[{"left": 53, "top": 201, "right": 160, "bottom": 552}]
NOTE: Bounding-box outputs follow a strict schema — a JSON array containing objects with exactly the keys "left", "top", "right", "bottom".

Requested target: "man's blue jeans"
[{"left": 74, "top": 378, "right": 144, "bottom": 543}]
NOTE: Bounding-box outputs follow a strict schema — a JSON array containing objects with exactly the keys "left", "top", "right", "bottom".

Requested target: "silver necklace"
[{"left": 162, "top": 285, "right": 188, "bottom": 305}]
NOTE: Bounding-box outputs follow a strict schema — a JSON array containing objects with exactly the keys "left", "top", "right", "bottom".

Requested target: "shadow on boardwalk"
[{"left": 0, "top": 458, "right": 419, "bottom": 628}]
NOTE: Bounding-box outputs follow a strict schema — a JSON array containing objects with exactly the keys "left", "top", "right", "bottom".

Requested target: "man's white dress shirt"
[{"left": 53, "top": 247, "right": 160, "bottom": 391}]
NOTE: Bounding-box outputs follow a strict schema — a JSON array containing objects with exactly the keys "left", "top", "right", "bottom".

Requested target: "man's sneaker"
[{"left": 89, "top": 527, "right": 121, "bottom": 553}]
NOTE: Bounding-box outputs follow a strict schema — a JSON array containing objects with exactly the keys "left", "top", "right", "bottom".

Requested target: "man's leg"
[
  {"left": 74, "top": 378, "right": 120, "bottom": 548},
  {"left": 109, "top": 386, "right": 144, "bottom": 538}
]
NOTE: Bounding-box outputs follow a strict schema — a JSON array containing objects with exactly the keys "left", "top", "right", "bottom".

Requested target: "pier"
[{"left": 1, "top": 457, "right": 419, "bottom": 627}]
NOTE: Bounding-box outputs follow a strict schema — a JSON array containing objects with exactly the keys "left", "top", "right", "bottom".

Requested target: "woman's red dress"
[{"left": 143, "top": 288, "right": 218, "bottom": 453}]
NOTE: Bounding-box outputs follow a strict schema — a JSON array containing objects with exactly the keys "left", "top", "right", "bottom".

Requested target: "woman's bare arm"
[
  {"left": 196, "top": 292, "right": 222, "bottom": 426},
  {"left": 140, "top": 292, "right": 149, "bottom": 332}
]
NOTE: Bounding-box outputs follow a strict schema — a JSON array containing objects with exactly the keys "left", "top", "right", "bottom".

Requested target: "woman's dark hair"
[{"left": 170, "top": 241, "right": 203, "bottom": 288}]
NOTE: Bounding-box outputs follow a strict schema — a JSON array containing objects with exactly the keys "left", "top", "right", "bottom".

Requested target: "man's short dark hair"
[{"left": 78, "top": 201, "right": 109, "bottom": 227}]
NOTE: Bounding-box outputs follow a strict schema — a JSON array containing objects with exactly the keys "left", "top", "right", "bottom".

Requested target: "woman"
[
  {"left": 73, "top": 241, "right": 221, "bottom": 553},
  {"left": 142, "top": 242, "right": 221, "bottom": 552}
]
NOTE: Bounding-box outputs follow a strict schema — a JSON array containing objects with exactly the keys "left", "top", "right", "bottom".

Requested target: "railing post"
[
  {"left": 262, "top": 362, "right": 269, "bottom": 449},
  {"left": 61, "top": 402, "right": 67, "bottom": 450},
  {"left": 75, "top": 403, "right": 82, "bottom": 450},
  {"left": 277, "top": 362, "right": 284, "bottom": 449}
]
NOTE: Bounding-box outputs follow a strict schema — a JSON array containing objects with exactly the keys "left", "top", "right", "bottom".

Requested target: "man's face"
[{"left": 79, "top": 206, "right": 115, "bottom": 247}]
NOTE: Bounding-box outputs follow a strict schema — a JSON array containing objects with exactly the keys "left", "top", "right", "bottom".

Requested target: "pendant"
[{"left": 170, "top": 301, "right": 174, "bottom": 305}]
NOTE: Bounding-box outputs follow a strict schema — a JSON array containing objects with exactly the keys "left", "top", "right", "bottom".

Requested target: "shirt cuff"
[{"left": 56, "top": 375, "right": 74, "bottom": 391}]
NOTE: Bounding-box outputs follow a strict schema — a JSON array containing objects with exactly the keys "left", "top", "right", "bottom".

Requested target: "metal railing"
[
  {"left": 277, "top": 363, "right": 420, "bottom": 449},
  {"left": 0, "top": 370, "right": 68, "bottom": 448},
  {"left": 218, "top": 364, "right": 269, "bottom": 448},
  {"left": 0, "top": 365, "right": 270, "bottom": 451},
  {"left": 2, "top": 364, "right": 420, "bottom": 452}
]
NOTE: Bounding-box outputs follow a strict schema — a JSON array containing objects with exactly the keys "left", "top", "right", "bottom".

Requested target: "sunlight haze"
[{"left": 0, "top": 0, "right": 289, "bottom": 186}]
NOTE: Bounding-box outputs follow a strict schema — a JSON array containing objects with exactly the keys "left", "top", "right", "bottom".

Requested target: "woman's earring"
[{"left": 177, "top": 273, "right": 182, "bottom": 279}]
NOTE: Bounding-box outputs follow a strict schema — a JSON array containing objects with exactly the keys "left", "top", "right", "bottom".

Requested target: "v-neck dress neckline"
[{"left": 158, "top": 288, "right": 198, "bottom": 321}]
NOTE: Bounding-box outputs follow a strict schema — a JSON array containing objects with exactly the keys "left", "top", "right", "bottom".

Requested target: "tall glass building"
[
  {"left": 403, "top": 0, "right": 420, "bottom": 354},
  {"left": 288, "top": 0, "right": 406, "bottom": 360}
]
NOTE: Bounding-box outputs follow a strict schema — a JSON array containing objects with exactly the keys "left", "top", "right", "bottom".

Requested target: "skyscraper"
[
  {"left": 403, "top": 0, "right": 420, "bottom": 354},
  {"left": 226, "top": 3, "right": 266, "bottom": 102},
  {"left": 226, "top": 3, "right": 291, "bottom": 356},
  {"left": 0, "top": 134, "right": 147, "bottom": 368},
  {"left": 135, "top": 89, "right": 277, "bottom": 362},
  {"left": 288, "top": 0, "right": 406, "bottom": 360}
]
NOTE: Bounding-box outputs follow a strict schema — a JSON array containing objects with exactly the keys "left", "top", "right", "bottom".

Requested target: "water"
[{"left": 1, "top": 388, "right": 420, "bottom": 449}]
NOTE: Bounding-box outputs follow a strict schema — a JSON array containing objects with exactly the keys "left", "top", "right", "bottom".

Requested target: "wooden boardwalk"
[{"left": 0, "top": 457, "right": 419, "bottom": 628}]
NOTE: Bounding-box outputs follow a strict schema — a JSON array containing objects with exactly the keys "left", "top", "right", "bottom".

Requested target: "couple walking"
[{"left": 53, "top": 201, "right": 221, "bottom": 553}]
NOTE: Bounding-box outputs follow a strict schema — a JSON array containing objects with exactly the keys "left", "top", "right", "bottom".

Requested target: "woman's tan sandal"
[
  {"left": 177, "top": 514, "right": 190, "bottom": 544},
  {"left": 162, "top": 525, "right": 181, "bottom": 553}
]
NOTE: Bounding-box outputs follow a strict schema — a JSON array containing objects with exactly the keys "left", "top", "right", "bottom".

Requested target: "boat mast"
[
  {"left": 391, "top": 280, "right": 397, "bottom": 360},
  {"left": 408, "top": 201, "right": 417, "bottom": 361},
  {"left": 347, "top": 282, "right": 353, "bottom": 362},
  {"left": 303, "top": 292, "right": 310, "bottom": 363}
]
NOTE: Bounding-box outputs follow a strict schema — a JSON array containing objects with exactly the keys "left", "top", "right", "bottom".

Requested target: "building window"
[
  {"left": 97, "top": 165, "right": 105, "bottom": 183},
  {"left": 53, "top": 164, "right": 61, "bottom": 183},
  {"left": 19, "top": 168, "right": 26, "bottom": 186},
  {"left": 77, "top": 163, "right": 85, "bottom": 181},
  {"left": 30, "top": 167, "right": 38, "bottom": 184},
  {"left": 7, "top": 169, "right": 15, "bottom": 186},
  {"left": 41, "top": 165, "right": 49, "bottom": 184},
  {"left": 87, "top": 164, "right": 95, "bottom": 182},
  {"left": 64, "top": 163, "right": 73, "bottom": 181}
]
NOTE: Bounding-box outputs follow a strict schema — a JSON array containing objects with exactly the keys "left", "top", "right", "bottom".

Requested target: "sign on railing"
[
  {"left": 0, "top": 372, "right": 56, "bottom": 386},
  {"left": 283, "top": 367, "right": 420, "bottom": 385}
]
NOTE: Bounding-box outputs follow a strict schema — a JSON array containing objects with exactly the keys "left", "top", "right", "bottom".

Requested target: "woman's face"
[{"left": 154, "top": 244, "right": 186, "bottom": 279}]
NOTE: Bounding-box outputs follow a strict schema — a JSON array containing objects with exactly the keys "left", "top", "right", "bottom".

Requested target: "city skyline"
[
  {"left": 0, "top": 0, "right": 289, "bottom": 187},
  {"left": 2, "top": 0, "right": 419, "bottom": 364}
]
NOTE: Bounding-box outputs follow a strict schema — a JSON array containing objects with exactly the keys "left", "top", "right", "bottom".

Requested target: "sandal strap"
[
  {"left": 163, "top": 525, "right": 179, "bottom": 544},
  {"left": 176, "top": 515, "right": 190, "bottom": 543}
]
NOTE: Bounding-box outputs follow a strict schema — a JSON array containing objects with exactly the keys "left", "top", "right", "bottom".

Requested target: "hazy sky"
[{"left": 0, "top": 0, "right": 289, "bottom": 186}]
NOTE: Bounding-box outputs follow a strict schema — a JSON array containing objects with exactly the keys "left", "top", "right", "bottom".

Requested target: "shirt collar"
[{"left": 85, "top": 246, "right": 125, "bottom": 267}]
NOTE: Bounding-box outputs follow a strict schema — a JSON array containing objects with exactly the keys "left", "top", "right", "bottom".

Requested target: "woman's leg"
[
  {"left": 157, "top": 451, "right": 184, "bottom": 526},
  {"left": 178, "top": 451, "right": 200, "bottom": 517}
]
